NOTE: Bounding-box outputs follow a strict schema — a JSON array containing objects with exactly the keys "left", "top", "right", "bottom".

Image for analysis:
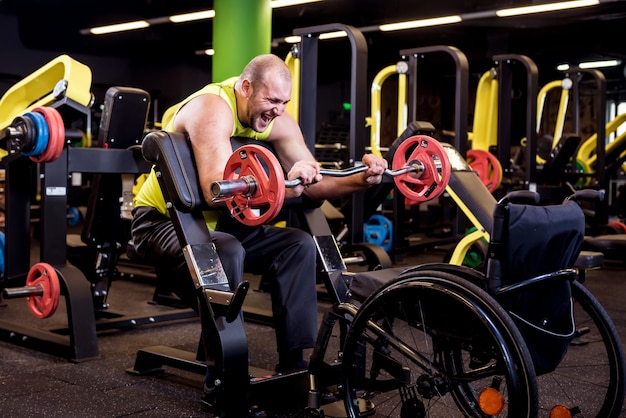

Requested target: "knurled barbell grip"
[
  {"left": 318, "top": 162, "right": 422, "bottom": 178},
  {"left": 285, "top": 163, "right": 423, "bottom": 186},
  {"left": 3, "top": 285, "right": 44, "bottom": 299}
]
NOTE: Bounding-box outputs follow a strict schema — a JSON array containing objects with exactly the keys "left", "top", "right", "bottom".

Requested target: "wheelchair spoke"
[
  {"left": 342, "top": 271, "right": 537, "bottom": 417},
  {"left": 535, "top": 281, "right": 625, "bottom": 418}
]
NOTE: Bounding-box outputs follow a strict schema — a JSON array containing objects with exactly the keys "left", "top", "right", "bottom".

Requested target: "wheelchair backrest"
[{"left": 493, "top": 198, "right": 585, "bottom": 283}]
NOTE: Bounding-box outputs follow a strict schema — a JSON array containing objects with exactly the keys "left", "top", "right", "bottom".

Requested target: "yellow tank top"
[{"left": 135, "top": 77, "right": 275, "bottom": 229}]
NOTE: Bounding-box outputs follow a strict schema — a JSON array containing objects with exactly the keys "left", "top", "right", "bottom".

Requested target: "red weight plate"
[
  {"left": 392, "top": 135, "right": 451, "bottom": 203},
  {"left": 466, "top": 149, "right": 503, "bottom": 193},
  {"left": 607, "top": 221, "right": 626, "bottom": 234},
  {"left": 223, "top": 145, "right": 286, "bottom": 226},
  {"left": 31, "top": 107, "right": 65, "bottom": 163},
  {"left": 45, "top": 107, "right": 66, "bottom": 161},
  {"left": 25, "top": 262, "right": 61, "bottom": 319}
]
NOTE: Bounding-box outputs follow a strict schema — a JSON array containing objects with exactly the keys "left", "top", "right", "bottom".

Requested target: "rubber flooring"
[{"left": 0, "top": 244, "right": 625, "bottom": 417}]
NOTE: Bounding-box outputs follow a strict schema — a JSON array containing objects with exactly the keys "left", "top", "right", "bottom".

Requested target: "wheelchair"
[
  {"left": 438, "top": 142, "right": 626, "bottom": 418},
  {"left": 129, "top": 130, "right": 624, "bottom": 417}
]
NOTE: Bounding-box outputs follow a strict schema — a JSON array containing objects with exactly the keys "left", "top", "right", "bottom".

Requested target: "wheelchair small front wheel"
[{"left": 342, "top": 270, "right": 538, "bottom": 417}]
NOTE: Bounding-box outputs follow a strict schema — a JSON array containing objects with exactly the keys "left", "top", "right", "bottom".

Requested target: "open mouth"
[{"left": 261, "top": 113, "right": 272, "bottom": 124}]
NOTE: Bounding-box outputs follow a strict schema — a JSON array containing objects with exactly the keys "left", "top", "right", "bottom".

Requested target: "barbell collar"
[
  {"left": 3, "top": 285, "right": 44, "bottom": 299},
  {"left": 210, "top": 175, "right": 257, "bottom": 202},
  {"left": 392, "top": 160, "right": 424, "bottom": 178},
  {"left": 5, "top": 126, "right": 23, "bottom": 140}
]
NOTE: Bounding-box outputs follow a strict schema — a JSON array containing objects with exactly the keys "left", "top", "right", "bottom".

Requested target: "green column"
[{"left": 213, "top": 0, "right": 271, "bottom": 81}]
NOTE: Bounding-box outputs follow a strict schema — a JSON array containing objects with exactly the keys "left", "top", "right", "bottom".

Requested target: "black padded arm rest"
[{"left": 141, "top": 130, "right": 208, "bottom": 212}]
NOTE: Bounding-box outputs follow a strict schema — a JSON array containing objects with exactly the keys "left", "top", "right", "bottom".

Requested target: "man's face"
[{"left": 246, "top": 76, "right": 291, "bottom": 132}]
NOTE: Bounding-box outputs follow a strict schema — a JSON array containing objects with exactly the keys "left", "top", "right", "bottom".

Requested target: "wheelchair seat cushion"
[{"left": 350, "top": 267, "right": 406, "bottom": 300}]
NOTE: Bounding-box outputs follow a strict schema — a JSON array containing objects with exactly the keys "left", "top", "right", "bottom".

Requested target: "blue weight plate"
[{"left": 22, "top": 112, "right": 49, "bottom": 157}]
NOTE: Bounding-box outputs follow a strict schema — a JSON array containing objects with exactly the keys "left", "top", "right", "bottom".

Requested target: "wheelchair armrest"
[
  {"left": 142, "top": 131, "right": 208, "bottom": 212},
  {"left": 497, "top": 190, "right": 540, "bottom": 205}
]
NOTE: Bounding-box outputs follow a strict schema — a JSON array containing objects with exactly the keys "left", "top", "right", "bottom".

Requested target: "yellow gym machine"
[
  {"left": 0, "top": 55, "right": 195, "bottom": 361},
  {"left": 366, "top": 61, "right": 409, "bottom": 158},
  {"left": 465, "top": 68, "right": 503, "bottom": 193},
  {"left": 577, "top": 112, "right": 626, "bottom": 180},
  {"left": 0, "top": 54, "right": 94, "bottom": 151},
  {"left": 535, "top": 77, "right": 572, "bottom": 165}
]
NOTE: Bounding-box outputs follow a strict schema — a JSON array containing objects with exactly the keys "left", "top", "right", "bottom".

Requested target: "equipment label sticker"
[{"left": 46, "top": 187, "right": 67, "bottom": 196}]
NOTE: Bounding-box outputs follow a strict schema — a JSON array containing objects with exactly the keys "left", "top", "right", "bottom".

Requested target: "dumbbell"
[
  {"left": 2, "top": 262, "right": 61, "bottom": 319},
  {"left": 211, "top": 135, "right": 451, "bottom": 226}
]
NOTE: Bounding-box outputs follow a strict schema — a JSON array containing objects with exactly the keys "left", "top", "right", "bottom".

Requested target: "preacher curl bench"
[{"left": 127, "top": 130, "right": 552, "bottom": 417}]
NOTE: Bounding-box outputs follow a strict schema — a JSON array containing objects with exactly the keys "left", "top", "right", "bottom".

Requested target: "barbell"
[
  {"left": 211, "top": 135, "right": 451, "bottom": 226},
  {"left": 2, "top": 262, "right": 61, "bottom": 319}
]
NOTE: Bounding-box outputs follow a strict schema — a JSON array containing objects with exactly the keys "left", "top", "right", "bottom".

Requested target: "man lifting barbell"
[
  {"left": 210, "top": 141, "right": 450, "bottom": 226},
  {"left": 130, "top": 54, "right": 389, "bottom": 407}
]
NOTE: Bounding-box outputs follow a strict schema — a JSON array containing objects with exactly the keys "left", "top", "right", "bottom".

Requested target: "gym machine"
[{"left": 0, "top": 73, "right": 195, "bottom": 360}]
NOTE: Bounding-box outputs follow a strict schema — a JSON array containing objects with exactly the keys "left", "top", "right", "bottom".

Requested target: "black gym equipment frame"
[
  {"left": 295, "top": 23, "right": 369, "bottom": 246},
  {"left": 126, "top": 131, "right": 339, "bottom": 416},
  {"left": 0, "top": 94, "right": 196, "bottom": 361},
  {"left": 393, "top": 46, "right": 470, "bottom": 259}
]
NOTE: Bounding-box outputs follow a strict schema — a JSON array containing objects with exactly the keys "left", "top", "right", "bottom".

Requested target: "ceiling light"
[
  {"left": 558, "top": 59, "right": 622, "bottom": 71},
  {"left": 319, "top": 31, "right": 347, "bottom": 40},
  {"left": 271, "top": 0, "right": 323, "bottom": 7},
  {"left": 579, "top": 59, "right": 621, "bottom": 69},
  {"left": 282, "top": 30, "right": 349, "bottom": 43},
  {"left": 83, "top": 0, "right": 322, "bottom": 35},
  {"left": 87, "top": 21, "right": 150, "bottom": 35},
  {"left": 284, "top": 35, "right": 302, "bottom": 43},
  {"left": 496, "top": 0, "right": 599, "bottom": 17},
  {"left": 379, "top": 15, "right": 462, "bottom": 31},
  {"left": 195, "top": 49, "right": 215, "bottom": 56},
  {"left": 169, "top": 10, "right": 215, "bottom": 23}
]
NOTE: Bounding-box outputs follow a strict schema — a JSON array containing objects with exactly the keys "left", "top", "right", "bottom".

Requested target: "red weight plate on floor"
[{"left": 25, "top": 262, "right": 61, "bottom": 319}]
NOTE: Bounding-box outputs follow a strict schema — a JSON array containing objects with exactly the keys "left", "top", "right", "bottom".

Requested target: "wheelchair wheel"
[
  {"left": 342, "top": 270, "right": 538, "bottom": 417},
  {"left": 536, "top": 280, "right": 625, "bottom": 418}
]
